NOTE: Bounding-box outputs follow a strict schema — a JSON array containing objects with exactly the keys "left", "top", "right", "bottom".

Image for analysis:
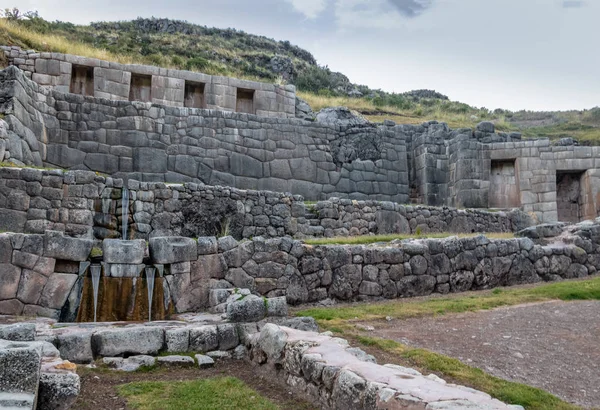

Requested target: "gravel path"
[{"left": 366, "top": 301, "right": 600, "bottom": 409}]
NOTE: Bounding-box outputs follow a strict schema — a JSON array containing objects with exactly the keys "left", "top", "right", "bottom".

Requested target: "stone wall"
[
  {"left": 2, "top": 46, "right": 295, "bottom": 118},
  {"left": 2, "top": 221, "right": 597, "bottom": 319},
  {"left": 0, "top": 167, "right": 303, "bottom": 240},
  {"left": 196, "top": 224, "right": 600, "bottom": 305},
  {"left": 251, "top": 324, "right": 521, "bottom": 409},
  {"left": 0, "top": 166, "right": 529, "bottom": 241},
  {"left": 0, "top": 67, "right": 409, "bottom": 202},
  {"left": 3, "top": 60, "right": 600, "bottom": 222}
]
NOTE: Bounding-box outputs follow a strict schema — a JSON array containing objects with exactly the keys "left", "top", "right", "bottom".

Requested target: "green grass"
[
  {"left": 118, "top": 377, "right": 278, "bottom": 410},
  {"left": 303, "top": 232, "right": 515, "bottom": 246},
  {"left": 354, "top": 335, "right": 578, "bottom": 410},
  {"left": 296, "top": 276, "right": 600, "bottom": 323}
]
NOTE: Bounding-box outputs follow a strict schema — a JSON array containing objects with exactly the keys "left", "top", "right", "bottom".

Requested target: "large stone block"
[
  {"left": 37, "top": 372, "right": 80, "bottom": 410},
  {"left": 0, "top": 264, "right": 21, "bottom": 300},
  {"left": 133, "top": 147, "right": 167, "bottom": 173},
  {"left": 102, "top": 239, "right": 146, "bottom": 264},
  {"left": 150, "top": 237, "right": 197, "bottom": 264},
  {"left": 44, "top": 231, "right": 93, "bottom": 261},
  {"left": 0, "top": 323, "right": 36, "bottom": 341},
  {"left": 56, "top": 332, "right": 93, "bottom": 363},
  {"left": 91, "top": 327, "right": 165, "bottom": 357},
  {"left": 0, "top": 343, "right": 41, "bottom": 395}
]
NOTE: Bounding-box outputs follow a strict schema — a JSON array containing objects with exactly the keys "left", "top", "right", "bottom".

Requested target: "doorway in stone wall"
[
  {"left": 556, "top": 171, "right": 593, "bottom": 223},
  {"left": 70, "top": 65, "right": 94, "bottom": 96},
  {"left": 489, "top": 160, "right": 520, "bottom": 208},
  {"left": 129, "top": 74, "right": 152, "bottom": 102},
  {"left": 236, "top": 88, "right": 255, "bottom": 114}
]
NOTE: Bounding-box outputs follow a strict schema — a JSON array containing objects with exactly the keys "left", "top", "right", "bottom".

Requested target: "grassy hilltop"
[{"left": 1, "top": 12, "right": 599, "bottom": 143}]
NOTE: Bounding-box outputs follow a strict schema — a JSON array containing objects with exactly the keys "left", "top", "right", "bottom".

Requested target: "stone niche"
[
  {"left": 184, "top": 81, "right": 206, "bottom": 109},
  {"left": 489, "top": 160, "right": 520, "bottom": 209},
  {"left": 129, "top": 74, "right": 152, "bottom": 102},
  {"left": 556, "top": 171, "right": 591, "bottom": 223},
  {"left": 236, "top": 88, "right": 255, "bottom": 114},
  {"left": 70, "top": 65, "right": 94, "bottom": 96}
]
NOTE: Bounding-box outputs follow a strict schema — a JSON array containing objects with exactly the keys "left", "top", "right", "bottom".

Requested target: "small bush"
[{"left": 185, "top": 56, "right": 210, "bottom": 71}]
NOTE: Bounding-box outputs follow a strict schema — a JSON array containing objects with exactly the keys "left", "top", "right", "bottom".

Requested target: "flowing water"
[
  {"left": 145, "top": 267, "right": 156, "bottom": 321},
  {"left": 121, "top": 187, "right": 129, "bottom": 239},
  {"left": 90, "top": 265, "right": 102, "bottom": 323}
]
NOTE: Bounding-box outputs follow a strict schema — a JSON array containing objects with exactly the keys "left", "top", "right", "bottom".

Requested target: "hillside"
[{"left": 1, "top": 12, "right": 599, "bottom": 144}]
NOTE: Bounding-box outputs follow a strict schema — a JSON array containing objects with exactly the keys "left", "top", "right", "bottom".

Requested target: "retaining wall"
[
  {"left": 0, "top": 167, "right": 526, "bottom": 241},
  {"left": 0, "top": 66, "right": 409, "bottom": 202},
  {"left": 1, "top": 221, "right": 598, "bottom": 318}
]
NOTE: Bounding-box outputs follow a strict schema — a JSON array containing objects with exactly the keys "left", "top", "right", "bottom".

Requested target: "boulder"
[
  {"left": 266, "top": 296, "right": 288, "bottom": 317},
  {"left": 189, "top": 326, "right": 218, "bottom": 352},
  {"left": 165, "top": 328, "right": 189, "bottom": 353},
  {"left": 103, "top": 355, "right": 156, "bottom": 371},
  {"left": 149, "top": 237, "right": 197, "bottom": 264}
]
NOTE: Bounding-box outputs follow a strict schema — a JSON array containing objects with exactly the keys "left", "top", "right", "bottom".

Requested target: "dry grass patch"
[{"left": 303, "top": 232, "right": 515, "bottom": 246}]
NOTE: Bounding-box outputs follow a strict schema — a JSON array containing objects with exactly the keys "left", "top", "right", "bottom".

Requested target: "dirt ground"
[
  {"left": 73, "top": 359, "right": 316, "bottom": 410},
  {"left": 362, "top": 300, "right": 600, "bottom": 409}
]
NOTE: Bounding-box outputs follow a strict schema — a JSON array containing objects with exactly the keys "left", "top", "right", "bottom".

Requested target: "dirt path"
[
  {"left": 73, "top": 359, "right": 315, "bottom": 410},
  {"left": 363, "top": 300, "right": 600, "bottom": 409}
]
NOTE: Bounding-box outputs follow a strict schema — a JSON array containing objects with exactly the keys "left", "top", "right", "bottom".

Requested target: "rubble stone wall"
[
  {"left": 2, "top": 221, "right": 598, "bottom": 318},
  {"left": 0, "top": 167, "right": 526, "bottom": 241}
]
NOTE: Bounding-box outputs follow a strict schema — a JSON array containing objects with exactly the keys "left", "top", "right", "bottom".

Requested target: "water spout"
[
  {"left": 145, "top": 267, "right": 156, "bottom": 322},
  {"left": 90, "top": 265, "right": 102, "bottom": 323},
  {"left": 121, "top": 187, "right": 129, "bottom": 240}
]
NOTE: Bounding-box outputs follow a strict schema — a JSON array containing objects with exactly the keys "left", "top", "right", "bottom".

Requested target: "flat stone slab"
[
  {"left": 195, "top": 354, "right": 215, "bottom": 369},
  {"left": 102, "top": 239, "right": 146, "bottom": 264},
  {"left": 206, "top": 350, "right": 231, "bottom": 359},
  {"left": 157, "top": 355, "right": 195, "bottom": 365},
  {"left": 102, "top": 355, "right": 156, "bottom": 372}
]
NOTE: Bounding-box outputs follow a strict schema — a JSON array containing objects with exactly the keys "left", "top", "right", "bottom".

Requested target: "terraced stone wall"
[{"left": 0, "top": 66, "right": 409, "bottom": 202}]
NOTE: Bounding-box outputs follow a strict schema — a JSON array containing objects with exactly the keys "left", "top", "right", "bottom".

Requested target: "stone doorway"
[
  {"left": 489, "top": 160, "right": 520, "bottom": 208},
  {"left": 129, "top": 74, "right": 152, "bottom": 102},
  {"left": 70, "top": 65, "right": 94, "bottom": 96},
  {"left": 556, "top": 171, "right": 592, "bottom": 223},
  {"left": 184, "top": 81, "right": 206, "bottom": 109},
  {"left": 236, "top": 88, "right": 255, "bottom": 114}
]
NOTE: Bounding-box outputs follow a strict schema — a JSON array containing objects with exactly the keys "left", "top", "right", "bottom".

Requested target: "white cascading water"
[
  {"left": 121, "top": 187, "right": 129, "bottom": 240},
  {"left": 90, "top": 265, "right": 102, "bottom": 323},
  {"left": 145, "top": 267, "right": 156, "bottom": 322}
]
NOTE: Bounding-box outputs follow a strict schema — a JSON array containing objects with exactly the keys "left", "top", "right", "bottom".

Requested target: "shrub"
[{"left": 185, "top": 56, "right": 210, "bottom": 71}]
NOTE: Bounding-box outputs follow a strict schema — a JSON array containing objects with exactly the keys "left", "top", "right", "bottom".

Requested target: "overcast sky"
[{"left": 8, "top": 0, "right": 599, "bottom": 111}]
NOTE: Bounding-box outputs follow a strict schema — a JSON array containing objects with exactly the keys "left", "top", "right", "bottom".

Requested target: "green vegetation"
[
  {"left": 89, "top": 247, "right": 103, "bottom": 258},
  {"left": 303, "top": 232, "right": 514, "bottom": 246},
  {"left": 118, "top": 377, "right": 278, "bottom": 410},
  {"left": 297, "top": 276, "right": 600, "bottom": 323},
  {"left": 354, "top": 336, "right": 578, "bottom": 410}
]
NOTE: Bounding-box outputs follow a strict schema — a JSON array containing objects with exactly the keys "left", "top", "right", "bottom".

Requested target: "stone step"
[{"left": 0, "top": 392, "right": 35, "bottom": 410}]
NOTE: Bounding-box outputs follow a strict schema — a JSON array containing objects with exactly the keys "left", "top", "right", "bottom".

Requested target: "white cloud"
[
  {"left": 285, "top": 0, "right": 328, "bottom": 19},
  {"left": 334, "top": 0, "right": 402, "bottom": 30}
]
